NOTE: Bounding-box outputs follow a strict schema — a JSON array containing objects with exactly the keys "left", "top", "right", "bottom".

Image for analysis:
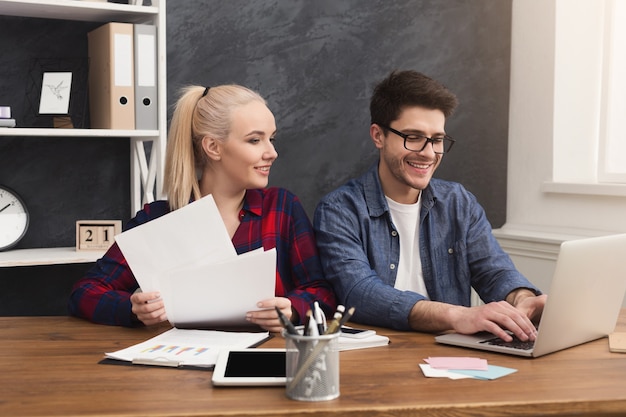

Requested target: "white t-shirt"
[{"left": 386, "top": 194, "right": 429, "bottom": 299}]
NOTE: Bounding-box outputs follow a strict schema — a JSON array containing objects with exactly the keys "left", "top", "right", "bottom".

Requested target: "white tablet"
[{"left": 211, "top": 348, "right": 286, "bottom": 386}]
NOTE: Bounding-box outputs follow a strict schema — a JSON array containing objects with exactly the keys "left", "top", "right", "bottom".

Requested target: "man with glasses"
[{"left": 314, "top": 70, "right": 545, "bottom": 342}]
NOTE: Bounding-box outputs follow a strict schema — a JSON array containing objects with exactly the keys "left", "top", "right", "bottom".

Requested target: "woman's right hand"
[{"left": 130, "top": 291, "right": 168, "bottom": 326}]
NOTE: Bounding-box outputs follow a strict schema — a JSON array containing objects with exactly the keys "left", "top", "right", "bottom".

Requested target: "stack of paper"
[
  {"left": 105, "top": 328, "right": 270, "bottom": 368},
  {"left": 419, "top": 356, "right": 517, "bottom": 380},
  {"left": 115, "top": 194, "right": 276, "bottom": 329},
  {"left": 338, "top": 334, "right": 390, "bottom": 351}
]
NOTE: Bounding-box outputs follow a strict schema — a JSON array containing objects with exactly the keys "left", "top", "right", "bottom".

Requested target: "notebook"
[{"left": 435, "top": 233, "right": 626, "bottom": 357}]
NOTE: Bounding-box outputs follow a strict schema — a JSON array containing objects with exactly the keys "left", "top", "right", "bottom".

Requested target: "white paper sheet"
[
  {"left": 115, "top": 194, "right": 235, "bottom": 292},
  {"left": 114, "top": 194, "right": 276, "bottom": 328},
  {"left": 418, "top": 364, "right": 474, "bottom": 379},
  {"left": 160, "top": 248, "right": 276, "bottom": 328}
]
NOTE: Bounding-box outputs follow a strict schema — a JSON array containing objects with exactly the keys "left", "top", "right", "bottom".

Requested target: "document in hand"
[
  {"left": 115, "top": 194, "right": 277, "bottom": 328},
  {"left": 158, "top": 248, "right": 276, "bottom": 328},
  {"left": 105, "top": 328, "right": 270, "bottom": 369}
]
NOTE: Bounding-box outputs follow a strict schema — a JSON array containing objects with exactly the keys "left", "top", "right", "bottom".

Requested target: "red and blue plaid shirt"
[{"left": 68, "top": 187, "right": 336, "bottom": 327}]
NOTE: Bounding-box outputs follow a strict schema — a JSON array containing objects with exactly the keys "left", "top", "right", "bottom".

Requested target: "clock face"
[{"left": 0, "top": 186, "right": 29, "bottom": 251}]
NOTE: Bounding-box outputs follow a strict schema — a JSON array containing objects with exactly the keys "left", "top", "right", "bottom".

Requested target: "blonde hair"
[{"left": 163, "top": 84, "right": 266, "bottom": 211}]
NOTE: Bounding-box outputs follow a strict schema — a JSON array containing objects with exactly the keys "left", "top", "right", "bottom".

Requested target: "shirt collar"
[
  {"left": 242, "top": 189, "right": 263, "bottom": 217},
  {"left": 363, "top": 159, "right": 437, "bottom": 217},
  {"left": 362, "top": 162, "right": 388, "bottom": 218},
  {"left": 189, "top": 190, "right": 264, "bottom": 217}
]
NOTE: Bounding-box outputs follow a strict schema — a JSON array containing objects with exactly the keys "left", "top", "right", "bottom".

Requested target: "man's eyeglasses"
[{"left": 379, "top": 124, "right": 455, "bottom": 154}]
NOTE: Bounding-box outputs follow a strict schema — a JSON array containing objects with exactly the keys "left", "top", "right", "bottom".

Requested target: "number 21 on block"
[{"left": 76, "top": 220, "right": 121, "bottom": 251}]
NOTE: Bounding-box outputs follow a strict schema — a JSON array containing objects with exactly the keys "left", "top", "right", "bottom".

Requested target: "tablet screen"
[
  {"left": 225, "top": 351, "right": 286, "bottom": 377},
  {"left": 212, "top": 349, "right": 286, "bottom": 386}
]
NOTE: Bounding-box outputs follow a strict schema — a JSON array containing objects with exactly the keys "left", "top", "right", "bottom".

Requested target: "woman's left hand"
[{"left": 246, "top": 297, "right": 293, "bottom": 333}]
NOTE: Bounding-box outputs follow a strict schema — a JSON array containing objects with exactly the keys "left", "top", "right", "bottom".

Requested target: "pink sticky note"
[{"left": 425, "top": 357, "right": 489, "bottom": 371}]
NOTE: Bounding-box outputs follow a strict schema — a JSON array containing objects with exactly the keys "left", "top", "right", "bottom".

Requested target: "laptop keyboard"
[{"left": 480, "top": 335, "right": 535, "bottom": 351}]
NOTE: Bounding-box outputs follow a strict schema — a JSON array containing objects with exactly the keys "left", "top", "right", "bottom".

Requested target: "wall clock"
[{"left": 0, "top": 185, "right": 29, "bottom": 251}]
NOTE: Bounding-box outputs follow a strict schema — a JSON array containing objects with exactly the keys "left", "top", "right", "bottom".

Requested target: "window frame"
[{"left": 598, "top": 0, "right": 626, "bottom": 184}]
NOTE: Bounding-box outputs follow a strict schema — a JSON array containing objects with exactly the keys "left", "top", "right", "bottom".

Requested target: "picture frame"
[
  {"left": 39, "top": 72, "right": 72, "bottom": 115},
  {"left": 24, "top": 58, "right": 89, "bottom": 128}
]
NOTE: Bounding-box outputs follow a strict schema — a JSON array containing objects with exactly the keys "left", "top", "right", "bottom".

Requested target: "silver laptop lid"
[
  {"left": 532, "top": 233, "right": 626, "bottom": 357},
  {"left": 435, "top": 234, "right": 626, "bottom": 357}
]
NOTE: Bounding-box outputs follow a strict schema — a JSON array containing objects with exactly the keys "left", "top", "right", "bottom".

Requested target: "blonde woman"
[{"left": 69, "top": 84, "right": 336, "bottom": 332}]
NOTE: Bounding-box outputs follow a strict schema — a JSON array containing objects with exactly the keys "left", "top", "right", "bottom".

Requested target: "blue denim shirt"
[{"left": 313, "top": 162, "right": 539, "bottom": 330}]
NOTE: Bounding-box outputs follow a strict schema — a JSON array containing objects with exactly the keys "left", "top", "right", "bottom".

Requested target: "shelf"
[
  {"left": 0, "top": 0, "right": 158, "bottom": 23},
  {"left": 0, "top": 247, "right": 104, "bottom": 267},
  {"left": 0, "top": 0, "right": 166, "bottom": 268},
  {"left": 0, "top": 128, "right": 159, "bottom": 138}
]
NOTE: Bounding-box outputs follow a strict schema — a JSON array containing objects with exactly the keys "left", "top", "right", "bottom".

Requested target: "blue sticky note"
[{"left": 448, "top": 365, "right": 517, "bottom": 380}]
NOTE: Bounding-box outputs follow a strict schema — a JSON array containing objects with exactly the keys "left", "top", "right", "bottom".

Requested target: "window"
[
  {"left": 502, "top": 0, "right": 626, "bottom": 240},
  {"left": 598, "top": 0, "right": 626, "bottom": 183},
  {"left": 548, "top": 0, "right": 626, "bottom": 193}
]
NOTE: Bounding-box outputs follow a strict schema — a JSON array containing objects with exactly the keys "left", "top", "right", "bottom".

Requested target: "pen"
[
  {"left": 303, "top": 309, "right": 312, "bottom": 336},
  {"left": 307, "top": 311, "right": 320, "bottom": 337},
  {"left": 338, "top": 306, "right": 355, "bottom": 328},
  {"left": 313, "top": 301, "right": 325, "bottom": 335},
  {"left": 275, "top": 306, "right": 299, "bottom": 335},
  {"left": 288, "top": 309, "right": 350, "bottom": 390},
  {"left": 324, "top": 310, "right": 344, "bottom": 335}
]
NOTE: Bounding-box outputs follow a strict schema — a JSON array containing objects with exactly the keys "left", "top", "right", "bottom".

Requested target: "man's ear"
[
  {"left": 201, "top": 136, "right": 221, "bottom": 161},
  {"left": 370, "top": 124, "right": 385, "bottom": 149}
]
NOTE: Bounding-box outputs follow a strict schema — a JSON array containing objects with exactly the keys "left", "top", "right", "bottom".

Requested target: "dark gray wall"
[
  {"left": 166, "top": 0, "right": 512, "bottom": 223},
  {"left": 0, "top": 0, "right": 511, "bottom": 315}
]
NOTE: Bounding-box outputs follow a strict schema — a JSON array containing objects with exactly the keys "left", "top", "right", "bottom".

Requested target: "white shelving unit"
[
  {"left": 0, "top": 247, "right": 104, "bottom": 267},
  {"left": 0, "top": 0, "right": 167, "bottom": 267}
]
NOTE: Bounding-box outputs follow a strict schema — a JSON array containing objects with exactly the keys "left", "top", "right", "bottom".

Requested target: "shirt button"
[
  {"left": 448, "top": 248, "right": 454, "bottom": 254},
  {"left": 390, "top": 264, "right": 396, "bottom": 270},
  {"left": 391, "top": 231, "right": 398, "bottom": 237}
]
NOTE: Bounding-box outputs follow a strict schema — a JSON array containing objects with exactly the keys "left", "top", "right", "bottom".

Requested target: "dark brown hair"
[{"left": 370, "top": 70, "right": 459, "bottom": 127}]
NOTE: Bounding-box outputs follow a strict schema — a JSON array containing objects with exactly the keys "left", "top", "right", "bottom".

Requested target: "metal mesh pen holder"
[{"left": 284, "top": 331, "right": 340, "bottom": 401}]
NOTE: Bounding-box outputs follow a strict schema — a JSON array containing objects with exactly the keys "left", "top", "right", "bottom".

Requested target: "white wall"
[{"left": 495, "top": 0, "right": 626, "bottom": 306}]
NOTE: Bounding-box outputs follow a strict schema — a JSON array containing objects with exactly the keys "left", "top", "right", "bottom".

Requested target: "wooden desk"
[{"left": 1, "top": 311, "right": 625, "bottom": 417}]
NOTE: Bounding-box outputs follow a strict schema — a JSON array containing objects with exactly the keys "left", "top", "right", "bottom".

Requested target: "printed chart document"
[
  {"left": 115, "top": 194, "right": 276, "bottom": 328},
  {"left": 105, "top": 328, "right": 270, "bottom": 368}
]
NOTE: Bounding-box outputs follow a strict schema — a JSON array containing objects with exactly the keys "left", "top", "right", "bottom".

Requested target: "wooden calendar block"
[{"left": 76, "top": 220, "right": 122, "bottom": 251}]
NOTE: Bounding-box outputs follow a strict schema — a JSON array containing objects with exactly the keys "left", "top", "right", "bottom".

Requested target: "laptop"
[{"left": 435, "top": 234, "right": 626, "bottom": 357}]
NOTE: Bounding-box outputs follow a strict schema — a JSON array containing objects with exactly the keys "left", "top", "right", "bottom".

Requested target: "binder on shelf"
[
  {"left": 133, "top": 24, "right": 158, "bottom": 130},
  {"left": 88, "top": 22, "right": 135, "bottom": 130}
]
